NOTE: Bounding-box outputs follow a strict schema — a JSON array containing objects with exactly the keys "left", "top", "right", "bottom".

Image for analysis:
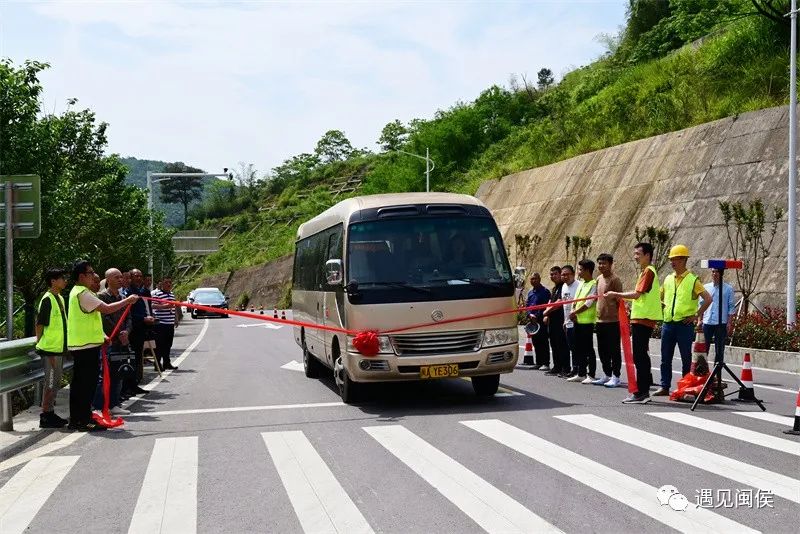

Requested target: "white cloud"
[{"left": 2, "top": 1, "right": 626, "bottom": 175}]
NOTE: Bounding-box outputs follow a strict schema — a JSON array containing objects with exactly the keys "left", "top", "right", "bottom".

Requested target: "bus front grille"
[{"left": 390, "top": 331, "right": 483, "bottom": 356}]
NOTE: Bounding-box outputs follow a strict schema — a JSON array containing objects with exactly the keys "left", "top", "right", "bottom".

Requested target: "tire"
[
  {"left": 302, "top": 338, "right": 322, "bottom": 378},
  {"left": 191, "top": 311, "right": 197, "bottom": 319},
  {"left": 334, "top": 354, "right": 361, "bottom": 404},
  {"left": 471, "top": 374, "right": 500, "bottom": 397}
]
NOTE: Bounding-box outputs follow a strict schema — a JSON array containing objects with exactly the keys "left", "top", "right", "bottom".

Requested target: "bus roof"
[{"left": 296, "top": 192, "right": 486, "bottom": 240}]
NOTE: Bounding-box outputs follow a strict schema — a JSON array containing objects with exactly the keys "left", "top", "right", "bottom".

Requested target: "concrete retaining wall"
[{"left": 476, "top": 105, "right": 798, "bottom": 307}]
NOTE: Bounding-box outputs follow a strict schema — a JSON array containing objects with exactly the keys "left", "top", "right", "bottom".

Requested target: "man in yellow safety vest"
[
  {"left": 35, "top": 268, "right": 69, "bottom": 428},
  {"left": 605, "top": 242, "right": 662, "bottom": 404},
  {"left": 67, "top": 260, "right": 138, "bottom": 431},
  {"left": 653, "top": 245, "right": 711, "bottom": 396}
]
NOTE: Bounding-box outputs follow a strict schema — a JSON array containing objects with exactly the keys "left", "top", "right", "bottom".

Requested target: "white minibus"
[{"left": 292, "top": 193, "right": 518, "bottom": 402}]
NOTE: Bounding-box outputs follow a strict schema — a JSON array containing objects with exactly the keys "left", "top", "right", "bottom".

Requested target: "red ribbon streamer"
[
  {"left": 617, "top": 300, "right": 637, "bottom": 394},
  {"left": 146, "top": 295, "right": 598, "bottom": 356},
  {"left": 92, "top": 302, "right": 133, "bottom": 428}
]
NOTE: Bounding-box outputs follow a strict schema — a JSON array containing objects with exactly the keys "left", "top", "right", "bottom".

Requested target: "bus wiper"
[{"left": 362, "top": 281, "right": 433, "bottom": 294}]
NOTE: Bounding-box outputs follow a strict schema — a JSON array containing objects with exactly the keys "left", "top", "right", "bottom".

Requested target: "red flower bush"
[{"left": 731, "top": 307, "right": 800, "bottom": 352}]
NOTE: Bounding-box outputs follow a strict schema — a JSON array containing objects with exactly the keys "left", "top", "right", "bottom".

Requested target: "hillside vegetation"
[{"left": 176, "top": 0, "right": 791, "bottom": 296}]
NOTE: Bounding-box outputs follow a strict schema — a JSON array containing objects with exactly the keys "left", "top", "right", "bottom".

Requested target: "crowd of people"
[
  {"left": 34, "top": 260, "right": 179, "bottom": 431},
  {"left": 523, "top": 242, "right": 735, "bottom": 404}
]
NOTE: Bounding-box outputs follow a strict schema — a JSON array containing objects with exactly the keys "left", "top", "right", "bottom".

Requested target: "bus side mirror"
[{"left": 325, "top": 259, "right": 343, "bottom": 285}]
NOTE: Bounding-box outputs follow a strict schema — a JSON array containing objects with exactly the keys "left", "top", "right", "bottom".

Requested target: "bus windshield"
[{"left": 347, "top": 216, "right": 513, "bottom": 304}]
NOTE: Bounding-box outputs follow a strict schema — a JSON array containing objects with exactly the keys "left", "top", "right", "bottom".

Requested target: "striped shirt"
[{"left": 150, "top": 289, "right": 176, "bottom": 325}]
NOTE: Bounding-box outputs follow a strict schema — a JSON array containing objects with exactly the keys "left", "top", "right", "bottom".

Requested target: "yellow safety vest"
[
  {"left": 35, "top": 292, "right": 66, "bottom": 354},
  {"left": 662, "top": 272, "right": 699, "bottom": 322},
  {"left": 631, "top": 265, "right": 662, "bottom": 321},
  {"left": 575, "top": 279, "right": 598, "bottom": 324},
  {"left": 67, "top": 285, "right": 104, "bottom": 349}
]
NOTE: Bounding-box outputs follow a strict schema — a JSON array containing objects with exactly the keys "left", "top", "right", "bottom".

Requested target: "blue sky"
[{"left": 1, "top": 1, "right": 627, "bottom": 176}]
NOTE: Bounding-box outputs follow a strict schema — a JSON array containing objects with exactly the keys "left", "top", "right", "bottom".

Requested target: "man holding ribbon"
[{"left": 67, "top": 260, "right": 138, "bottom": 431}]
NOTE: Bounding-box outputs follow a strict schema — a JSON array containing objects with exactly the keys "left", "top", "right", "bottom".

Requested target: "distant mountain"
[{"left": 120, "top": 156, "right": 216, "bottom": 227}]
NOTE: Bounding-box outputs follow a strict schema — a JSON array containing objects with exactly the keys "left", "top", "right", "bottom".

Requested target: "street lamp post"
[
  {"left": 789, "top": 0, "right": 798, "bottom": 328},
  {"left": 395, "top": 148, "right": 435, "bottom": 192},
  {"left": 147, "top": 170, "right": 232, "bottom": 278}
]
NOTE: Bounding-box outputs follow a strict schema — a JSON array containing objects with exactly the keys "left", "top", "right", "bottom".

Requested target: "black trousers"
[
  {"left": 548, "top": 321, "right": 569, "bottom": 373},
  {"left": 596, "top": 322, "right": 622, "bottom": 378},
  {"left": 631, "top": 323, "right": 654, "bottom": 396},
  {"left": 532, "top": 323, "right": 550, "bottom": 366},
  {"left": 130, "top": 327, "right": 148, "bottom": 384},
  {"left": 69, "top": 347, "right": 100, "bottom": 425},
  {"left": 573, "top": 323, "right": 597, "bottom": 377},
  {"left": 154, "top": 323, "right": 175, "bottom": 366}
]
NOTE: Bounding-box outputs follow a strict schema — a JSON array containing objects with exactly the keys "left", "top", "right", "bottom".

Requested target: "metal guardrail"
[{"left": 0, "top": 337, "right": 73, "bottom": 431}]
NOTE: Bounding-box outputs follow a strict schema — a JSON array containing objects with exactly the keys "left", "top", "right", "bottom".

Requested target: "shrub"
[
  {"left": 731, "top": 307, "right": 800, "bottom": 352},
  {"left": 236, "top": 292, "right": 250, "bottom": 310}
]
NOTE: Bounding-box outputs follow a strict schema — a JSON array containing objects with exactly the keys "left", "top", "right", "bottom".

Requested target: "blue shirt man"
[
  {"left": 525, "top": 273, "right": 552, "bottom": 369},
  {"left": 699, "top": 268, "right": 736, "bottom": 362}
]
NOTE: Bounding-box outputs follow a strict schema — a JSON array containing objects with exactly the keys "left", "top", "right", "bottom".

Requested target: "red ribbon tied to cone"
[{"left": 352, "top": 330, "right": 380, "bottom": 356}]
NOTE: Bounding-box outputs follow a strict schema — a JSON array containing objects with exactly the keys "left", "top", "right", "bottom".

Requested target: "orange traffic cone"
[
  {"left": 281, "top": 310, "right": 286, "bottom": 320},
  {"left": 690, "top": 331, "right": 707, "bottom": 375},
  {"left": 259, "top": 305, "right": 264, "bottom": 315},
  {"left": 737, "top": 353, "right": 758, "bottom": 401},
  {"left": 273, "top": 308, "right": 278, "bottom": 319},
  {"left": 521, "top": 333, "right": 534, "bottom": 366},
  {"left": 783, "top": 389, "right": 800, "bottom": 436}
]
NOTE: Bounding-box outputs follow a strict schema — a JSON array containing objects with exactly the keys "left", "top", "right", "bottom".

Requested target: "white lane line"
[
  {"left": 558, "top": 414, "right": 800, "bottom": 504},
  {"left": 280, "top": 360, "right": 305, "bottom": 373},
  {"left": 0, "top": 456, "right": 79, "bottom": 534},
  {"left": 462, "top": 419, "right": 757, "bottom": 534},
  {"left": 262, "top": 431, "right": 373, "bottom": 534},
  {"left": 128, "top": 437, "right": 198, "bottom": 534},
  {"left": 364, "top": 425, "right": 561, "bottom": 534},
  {"left": 649, "top": 412, "right": 800, "bottom": 457},
  {"left": 735, "top": 412, "right": 796, "bottom": 427},
  {"left": 0, "top": 433, "right": 84, "bottom": 473},
  {"left": 125, "top": 320, "right": 209, "bottom": 409},
  {"left": 458, "top": 377, "right": 524, "bottom": 396},
  {"left": 127, "top": 401, "right": 345, "bottom": 417}
]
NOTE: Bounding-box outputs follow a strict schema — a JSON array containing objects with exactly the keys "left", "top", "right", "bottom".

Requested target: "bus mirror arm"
[{"left": 345, "top": 280, "right": 359, "bottom": 296}]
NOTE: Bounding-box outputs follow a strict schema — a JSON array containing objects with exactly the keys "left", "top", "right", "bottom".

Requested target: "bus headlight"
[
  {"left": 482, "top": 328, "right": 517, "bottom": 348},
  {"left": 347, "top": 335, "right": 394, "bottom": 354}
]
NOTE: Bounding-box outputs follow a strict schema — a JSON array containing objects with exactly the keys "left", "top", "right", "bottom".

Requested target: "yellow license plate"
[{"left": 420, "top": 364, "right": 459, "bottom": 379}]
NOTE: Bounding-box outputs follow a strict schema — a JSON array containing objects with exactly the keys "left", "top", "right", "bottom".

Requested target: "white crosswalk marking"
[
  {"left": 364, "top": 425, "right": 561, "bottom": 534},
  {"left": 0, "top": 433, "right": 84, "bottom": 473},
  {"left": 0, "top": 456, "right": 79, "bottom": 534},
  {"left": 261, "top": 431, "right": 373, "bottom": 534},
  {"left": 462, "top": 419, "right": 758, "bottom": 534},
  {"left": 558, "top": 414, "right": 800, "bottom": 504},
  {"left": 649, "top": 412, "right": 800, "bottom": 456},
  {"left": 735, "top": 411, "right": 796, "bottom": 427},
  {"left": 128, "top": 437, "right": 198, "bottom": 534}
]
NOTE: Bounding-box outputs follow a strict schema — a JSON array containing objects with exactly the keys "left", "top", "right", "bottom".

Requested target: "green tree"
[
  {"left": 377, "top": 120, "right": 408, "bottom": 152},
  {"left": 268, "top": 153, "right": 320, "bottom": 193},
  {"left": 315, "top": 130, "right": 354, "bottom": 163},
  {"left": 536, "top": 68, "right": 554, "bottom": 90},
  {"left": 160, "top": 162, "right": 204, "bottom": 225},
  {"left": 719, "top": 199, "right": 783, "bottom": 314},
  {"left": 0, "top": 59, "right": 173, "bottom": 335}
]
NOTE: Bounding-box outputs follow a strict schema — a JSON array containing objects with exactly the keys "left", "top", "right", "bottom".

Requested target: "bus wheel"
[
  {"left": 302, "top": 338, "right": 320, "bottom": 378},
  {"left": 471, "top": 374, "right": 500, "bottom": 397},
  {"left": 334, "top": 356, "right": 361, "bottom": 404}
]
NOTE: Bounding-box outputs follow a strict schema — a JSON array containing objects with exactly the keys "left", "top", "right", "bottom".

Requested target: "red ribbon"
[
  {"left": 146, "top": 295, "right": 598, "bottom": 356},
  {"left": 92, "top": 302, "right": 133, "bottom": 429},
  {"left": 617, "top": 300, "right": 637, "bottom": 394}
]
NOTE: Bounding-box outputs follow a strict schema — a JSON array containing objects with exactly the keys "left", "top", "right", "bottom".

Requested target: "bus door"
[{"left": 322, "top": 225, "right": 344, "bottom": 367}]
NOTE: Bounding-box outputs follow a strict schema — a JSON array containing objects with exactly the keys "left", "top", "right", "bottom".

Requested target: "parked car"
[{"left": 189, "top": 287, "right": 229, "bottom": 318}]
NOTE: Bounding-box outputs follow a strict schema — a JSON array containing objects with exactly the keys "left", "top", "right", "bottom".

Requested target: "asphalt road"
[{"left": 1, "top": 315, "right": 798, "bottom": 534}]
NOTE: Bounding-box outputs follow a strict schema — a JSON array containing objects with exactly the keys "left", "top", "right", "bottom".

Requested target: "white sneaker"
[
  {"left": 111, "top": 406, "right": 130, "bottom": 415},
  {"left": 604, "top": 376, "right": 621, "bottom": 388},
  {"left": 581, "top": 376, "right": 596, "bottom": 384},
  {"left": 566, "top": 374, "right": 585, "bottom": 382},
  {"left": 592, "top": 376, "right": 611, "bottom": 385}
]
